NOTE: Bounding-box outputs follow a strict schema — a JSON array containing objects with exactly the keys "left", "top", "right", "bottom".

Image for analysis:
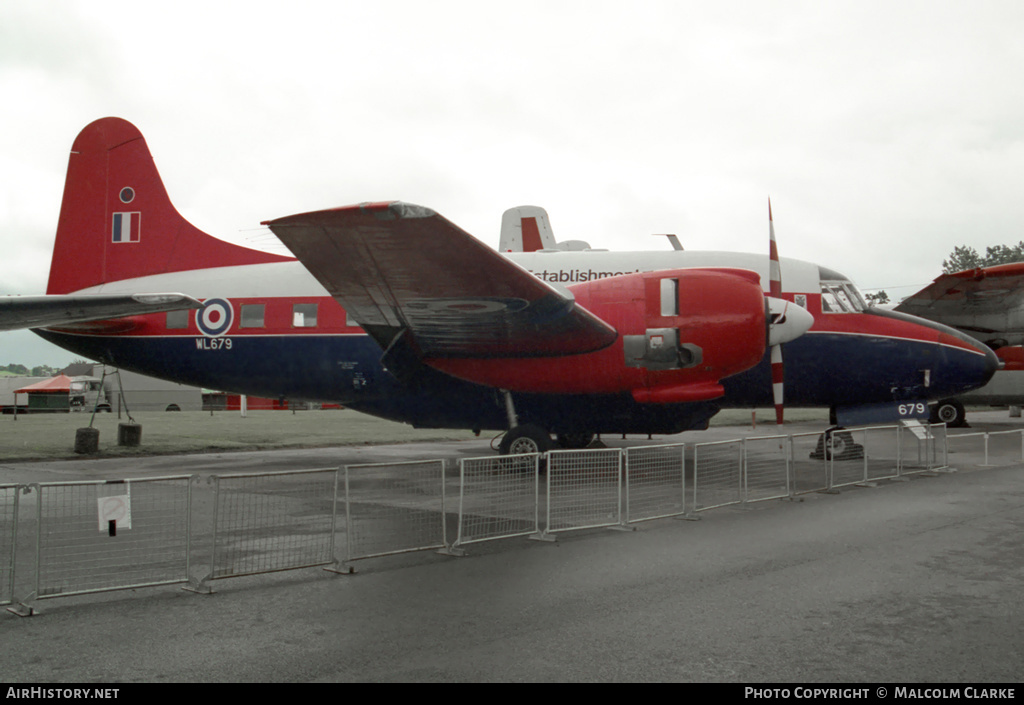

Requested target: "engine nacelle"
[{"left": 425, "top": 268, "right": 776, "bottom": 403}]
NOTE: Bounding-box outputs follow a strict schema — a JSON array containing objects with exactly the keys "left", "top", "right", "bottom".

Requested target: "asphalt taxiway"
[{"left": 0, "top": 413, "right": 1021, "bottom": 682}]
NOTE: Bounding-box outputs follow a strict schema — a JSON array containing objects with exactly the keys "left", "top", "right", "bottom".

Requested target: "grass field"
[{"left": 0, "top": 407, "right": 831, "bottom": 462}]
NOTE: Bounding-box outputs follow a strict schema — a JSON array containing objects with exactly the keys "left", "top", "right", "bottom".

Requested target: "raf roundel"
[{"left": 197, "top": 298, "right": 233, "bottom": 337}]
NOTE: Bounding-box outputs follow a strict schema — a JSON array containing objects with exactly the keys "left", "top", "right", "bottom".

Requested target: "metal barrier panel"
[
  {"left": 344, "top": 459, "right": 447, "bottom": 561},
  {"left": 0, "top": 485, "right": 18, "bottom": 606},
  {"left": 209, "top": 468, "right": 340, "bottom": 580},
  {"left": 828, "top": 428, "right": 869, "bottom": 489},
  {"left": 932, "top": 423, "right": 949, "bottom": 470},
  {"left": 831, "top": 426, "right": 901, "bottom": 488},
  {"left": 861, "top": 425, "right": 901, "bottom": 482},
  {"left": 790, "top": 432, "right": 828, "bottom": 494},
  {"left": 900, "top": 423, "right": 947, "bottom": 474},
  {"left": 743, "top": 436, "right": 790, "bottom": 503},
  {"left": 693, "top": 439, "right": 742, "bottom": 511},
  {"left": 33, "top": 476, "right": 191, "bottom": 599},
  {"left": 454, "top": 454, "right": 539, "bottom": 546},
  {"left": 546, "top": 448, "right": 623, "bottom": 533},
  {"left": 623, "top": 444, "right": 686, "bottom": 523}
]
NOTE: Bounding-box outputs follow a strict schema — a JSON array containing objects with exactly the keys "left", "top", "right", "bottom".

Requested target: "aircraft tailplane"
[{"left": 46, "top": 117, "right": 292, "bottom": 295}]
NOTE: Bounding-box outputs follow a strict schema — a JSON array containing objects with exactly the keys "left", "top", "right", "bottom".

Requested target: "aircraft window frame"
[
  {"left": 660, "top": 278, "right": 679, "bottom": 317},
  {"left": 292, "top": 303, "right": 318, "bottom": 328},
  {"left": 240, "top": 303, "right": 266, "bottom": 328},
  {"left": 820, "top": 281, "right": 868, "bottom": 314}
]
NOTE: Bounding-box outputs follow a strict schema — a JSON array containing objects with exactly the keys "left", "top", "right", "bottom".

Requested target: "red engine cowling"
[{"left": 425, "top": 268, "right": 768, "bottom": 403}]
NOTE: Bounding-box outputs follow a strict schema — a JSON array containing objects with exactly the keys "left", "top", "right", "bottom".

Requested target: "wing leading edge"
[
  {"left": 265, "top": 202, "right": 618, "bottom": 358},
  {"left": 895, "top": 263, "right": 1024, "bottom": 341}
]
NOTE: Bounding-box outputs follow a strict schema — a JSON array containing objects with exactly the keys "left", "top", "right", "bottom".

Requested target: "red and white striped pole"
[{"left": 769, "top": 199, "right": 785, "bottom": 425}]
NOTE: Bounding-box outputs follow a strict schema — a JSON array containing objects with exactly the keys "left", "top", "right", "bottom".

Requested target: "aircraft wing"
[
  {"left": 0, "top": 293, "right": 202, "bottom": 332},
  {"left": 895, "top": 263, "right": 1024, "bottom": 337},
  {"left": 264, "top": 201, "right": 618, "bottom": 358}
]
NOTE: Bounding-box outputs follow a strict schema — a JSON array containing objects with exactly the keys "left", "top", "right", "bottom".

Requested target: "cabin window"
[
  {"left": 240, "top": 304, "right": 265, "bottom": 328},
  {"left": 660, "top": 278, "right": 679, "bottom": 317},
  {"left": 292, "top": 303, "right": 318, "bottom": 328},
  {"left": 166, "top": 310, "right": 189, "bottom": 329}
]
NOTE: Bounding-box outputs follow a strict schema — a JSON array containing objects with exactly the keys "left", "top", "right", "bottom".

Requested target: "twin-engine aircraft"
[{"left": 13, "top": 118, "right": 999, "bottom": 452}]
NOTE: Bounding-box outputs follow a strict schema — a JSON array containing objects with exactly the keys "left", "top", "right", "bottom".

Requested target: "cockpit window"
[{"left": 820, "top": 281, "right": 868, "bottom": 313}]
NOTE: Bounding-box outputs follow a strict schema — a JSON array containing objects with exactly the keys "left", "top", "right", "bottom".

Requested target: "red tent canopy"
[{"left": 14, "top": 375, "right": 73, "bottom": 393}]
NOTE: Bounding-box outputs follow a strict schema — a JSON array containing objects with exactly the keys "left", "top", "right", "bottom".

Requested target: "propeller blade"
[
  {"left": 769, "top": 198, "right": 785, "bottom": 425},
  {"left": 769, "top": 199, "right": 782, "bottom": 299}
]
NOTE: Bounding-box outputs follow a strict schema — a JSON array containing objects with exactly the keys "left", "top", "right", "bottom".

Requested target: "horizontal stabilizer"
[{"left": 0, "top": 293, "right": 202, "bottom": 332}]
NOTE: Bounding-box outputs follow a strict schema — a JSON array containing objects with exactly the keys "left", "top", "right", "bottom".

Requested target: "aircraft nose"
[
  {"left": 928, "top": 328, "right": 1000, "bottom": 397},
  {"left": 959, "top": 335, "right": 1000, "bottom": 388},
  {"left": 766, "top": 297, "right": 815, "bottom": 346}
]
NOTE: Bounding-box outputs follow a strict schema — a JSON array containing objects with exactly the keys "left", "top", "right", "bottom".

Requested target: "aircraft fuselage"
[{"left": 36, "top": 251, "right": 998, "bottom": 435}]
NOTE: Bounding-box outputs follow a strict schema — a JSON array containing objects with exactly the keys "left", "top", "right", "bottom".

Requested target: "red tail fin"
[{"left": 46, "top": 117, "right": 292, "bottom": 295}]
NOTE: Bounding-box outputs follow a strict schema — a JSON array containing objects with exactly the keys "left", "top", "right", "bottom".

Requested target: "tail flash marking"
[
  {"left": 521, "top": 217, "right": 544, "bottom": 252},
  {"left": 111, "top": 212, "right": 141, "bottom": 243}
]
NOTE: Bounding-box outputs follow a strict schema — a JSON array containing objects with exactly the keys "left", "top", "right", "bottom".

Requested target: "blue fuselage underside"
[{"left": 35, "top": 326, "right": 992, "bottom": 435}]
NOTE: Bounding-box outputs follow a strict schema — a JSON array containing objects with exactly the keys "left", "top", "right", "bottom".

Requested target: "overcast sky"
[{"left": 3, "top": 0, "right": 1024, "bottom": 366}]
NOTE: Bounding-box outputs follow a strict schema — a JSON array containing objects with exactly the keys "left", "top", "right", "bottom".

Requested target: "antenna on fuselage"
[{"left": 655, "top": 234, "right": 683, "bottom": 251}]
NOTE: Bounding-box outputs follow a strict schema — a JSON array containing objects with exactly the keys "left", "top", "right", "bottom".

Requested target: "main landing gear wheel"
[
  {"left": 499, "top": 424, "right": 553, "bottom": 455},
  {"left": 930, "top": 399, "right": 967, "bottom": 427}
]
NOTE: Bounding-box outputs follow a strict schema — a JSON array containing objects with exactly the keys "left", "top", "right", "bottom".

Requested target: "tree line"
[
  {"left": 1, "top": 363, "right": 66, "bottom": 377},
  {"left": 943, "top": 242, "right": 1024, "bottom": 274}
]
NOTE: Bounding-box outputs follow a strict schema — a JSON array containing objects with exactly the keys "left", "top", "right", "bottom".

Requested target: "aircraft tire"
[
  {"left": 931, "top": 399, "right": 966, "bottom": 427},
  {"left": 499, "top": 424, "right": 553, "bottom": 455}
]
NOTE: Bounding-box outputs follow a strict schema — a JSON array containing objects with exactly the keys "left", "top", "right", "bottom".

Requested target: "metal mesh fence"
[
  {"left": 861, "top": 426, "right": 901, "bottom": 482},
  {"left": 693, "top": 439, "right": 742, "bottom": 510},
  {"left": 900, "top": 423, "right": 947, "bottom": 474},
  {"left": 33, "top": 476, "right": 191, "bottom": 599},
  {"left": 827, "top": 428, "right": 869, "bottom": 489},
  {"left": 546, "top": 448, "right": 623, "bottom": 533},
  {"left": 744, "top": 436, "right": 790, "bottom": 502},
  {"left": 454, "top": 454, "right": 539, "bottom": 546},
  {"left": 209, "top": 468, "right": 340, "bottom": 579},
  {"left": 790, "top": 432, "right": 829, "bottom": 494},
  {"left": 623, "top": 444, "right": 686, "bottom": 523},
  {"left": 1, "top": 485, "right": 18, "bottom": 606},
  {"left": 344, "top": 459, "right": 447, "bottom": 561}
]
